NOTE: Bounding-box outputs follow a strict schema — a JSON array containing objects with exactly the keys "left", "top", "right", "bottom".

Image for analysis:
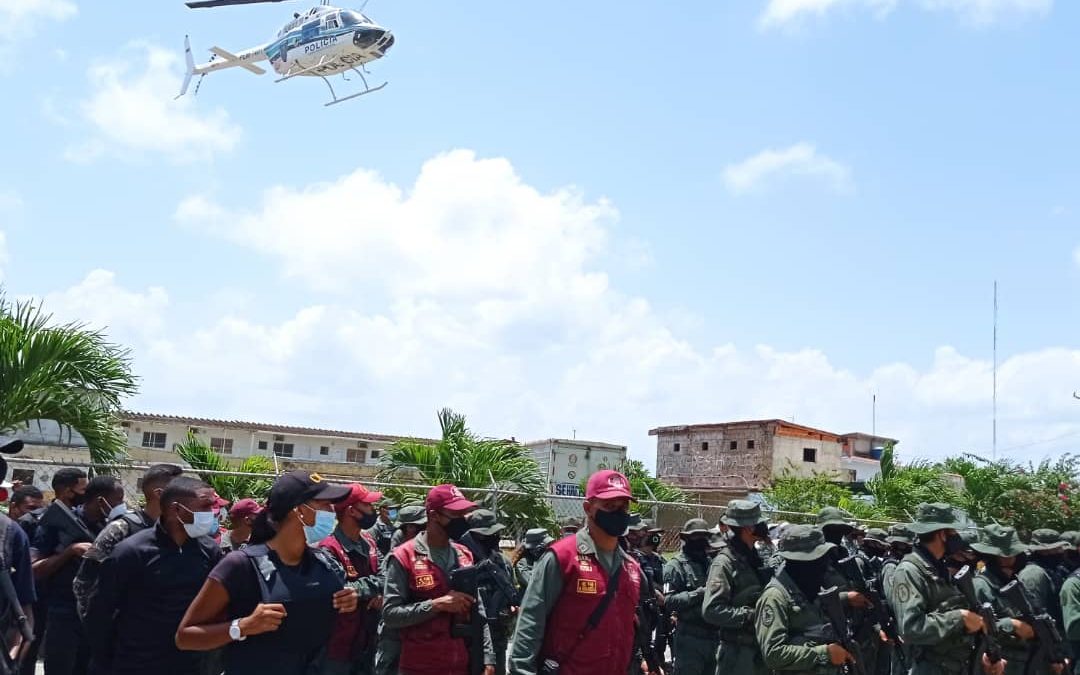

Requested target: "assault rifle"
[
  {"left": 834, "top": 555, "right": 908, "bottom": 673},
  {"left": 38, "top": 500, "right": 94, "bottom": 550},
  {"left": 819, "top": 586, "right": 867, "bottom": 675},
  {"left": 952, "top": 565, "right": 1002, "bottom": 675},
  {"left": 1000, "top": 579, "right": 1066, "bottom": 674},
  {"left": 449, "top": 564, "right": 487, "bottom": 675}
]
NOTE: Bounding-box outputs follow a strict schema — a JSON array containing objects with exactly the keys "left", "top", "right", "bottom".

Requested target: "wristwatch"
[{"left": 229, "top": 619, "right": 246, "bottom": 642}]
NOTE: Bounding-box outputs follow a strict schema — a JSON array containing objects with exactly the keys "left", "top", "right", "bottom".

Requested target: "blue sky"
[{"left": 2, "top": 0, "right": 1079, "bottom": 467}]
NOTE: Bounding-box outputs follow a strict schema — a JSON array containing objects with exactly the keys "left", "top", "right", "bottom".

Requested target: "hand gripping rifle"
[
  {"left": 819, "top": 586, "right": 867, "bottom": 675},
  {"left": 953, "top": 565, "right": 1002, "bottom": 675},
  {"left": 1000, "top": 579, "right": 1066, "bottom": 675},
  {"left": 450, "top": 564, "right": 487, "bottom": 675},
  {"left": 835, "top": 555, "right": 909, "bottom": 673}
]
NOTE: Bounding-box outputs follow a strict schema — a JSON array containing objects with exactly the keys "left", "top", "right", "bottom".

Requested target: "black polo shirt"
[{"left": 85, "top": 522, "right": 222, "bottom": 675}]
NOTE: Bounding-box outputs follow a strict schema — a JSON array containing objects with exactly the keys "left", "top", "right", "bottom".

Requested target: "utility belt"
[
  {"left": 910, "top": 645, "right": 970, "bottom": 673},
  {"left": 675, "top": 622, "right": 718, "bottom": 640}
]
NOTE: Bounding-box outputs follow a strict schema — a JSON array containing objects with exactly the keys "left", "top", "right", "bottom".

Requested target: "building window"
[
  {"left": 747, "top": 439, "right": 755, "bottom": 450},
  {"left": 320, "top": 446, "right": 330, "bottom": 456},
  {"left": 729, "top": 440, "right": 738, "bottom": 450},
  {"left": 210, "top": 437, "right": 233, "bottom": 455},
  {"left": 257, "top": 441, "right": 268, "bottom": 450},
  {"left": 803, "top": 447, "right": 817, "bottom": 463},
  {"left": 346, "top": 448, "right": 367, "bottom": 463},
  {"left": 141, "top": 432, "right": 167, "bottom": 449},
  {"left": 673, "top": 443, "right": 680, "bottom": 452},
  {"left": 370, "top": 450, "right": 381, "bottom": 460},
  {"left": 701, "top": 441, "right": 709, "bottom": 451},
  {"left": 273, "top": 442, "right": 294, "bottom": 458}
]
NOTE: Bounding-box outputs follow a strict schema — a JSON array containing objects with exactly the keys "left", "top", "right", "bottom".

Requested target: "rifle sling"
[{"left": 556, "top": 556, "right": 624, "bottom": 665}]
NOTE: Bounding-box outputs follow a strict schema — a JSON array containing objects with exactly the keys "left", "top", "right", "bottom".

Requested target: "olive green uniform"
[
  {"left": 1061, "top": 570, "right": 1080, "bottom": 662},
  {"left": 755, "top": 570, "right": 839, "bottom": 674},
  {"left": 891, "top": 548, "right": 975, "bottom": 675},
  {"left": 664, "top": 551, "right": 715, "bottom": 675},
  {"left": 702, "top": 542, "right": 768, "bottom": 675},
  {"left": 973, "top": 568, "right": 1029, "bottom": 675}
]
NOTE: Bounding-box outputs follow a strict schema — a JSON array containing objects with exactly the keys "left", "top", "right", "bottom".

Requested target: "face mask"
[
  {"left": 474, "top": 534, "right": 499, "bottom": 550},
  {"left": 944, "top": 533, "right": 967, "bottom": 557},
  {"left": 357, "top": 511, "right": 378, "bottom": 530},
  {"left": 182, "top": 509, "right": 219, "bottom": 538},
  {"left": 594, "top": 508, "right": 631, "bottom": 538},
  {"left": 444, "top": 516, "right": 470, "bottom": 540},
  {"left": 388, "top": 509, "right": 398, "bottom": 521},
  {"left": 70, "top": 491, "right": 87, "bottom": 507},
  {"left": 684, "top": 539, "right": 709, "bottom": 559},
  {"left": 103, "top": 498, "right": 128, "bottom": 522},
  {"left": 301, "top": 506, "right": 336, "bottom": 544}
]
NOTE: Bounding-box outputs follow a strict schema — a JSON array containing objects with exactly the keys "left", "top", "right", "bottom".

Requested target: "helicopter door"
[{"left": 301, "top": 20, "right": 320, "bottom": 43}]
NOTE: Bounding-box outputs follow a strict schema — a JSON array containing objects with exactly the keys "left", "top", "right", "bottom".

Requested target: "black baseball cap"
[{"left": 266, "top": 470, "right": 351, "bottom": 518}]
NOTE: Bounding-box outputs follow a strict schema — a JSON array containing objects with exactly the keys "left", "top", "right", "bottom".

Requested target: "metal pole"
[{"left": 993, "top": 280, "right": 998, "bottom": 459}]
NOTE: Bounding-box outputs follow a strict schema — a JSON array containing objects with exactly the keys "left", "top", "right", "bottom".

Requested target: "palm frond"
[{"left": 174, "top": 433, "right": 274, "bottom": 503}]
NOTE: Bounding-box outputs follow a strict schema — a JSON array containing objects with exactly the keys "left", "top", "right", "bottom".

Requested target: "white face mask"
[{"left": 180, "top": 506, "right": 219, "bottom": 538}]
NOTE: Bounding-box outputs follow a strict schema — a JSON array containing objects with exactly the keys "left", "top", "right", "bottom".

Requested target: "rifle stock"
[
  {"left": 38, "top": 501, "right": 94, "bottom": 549},
  {"left": 835, "top": 556, "right": 909, "bottom": 673},
  {"left": 1000, "top": 579, "right": 1066, "bottom": 671}
]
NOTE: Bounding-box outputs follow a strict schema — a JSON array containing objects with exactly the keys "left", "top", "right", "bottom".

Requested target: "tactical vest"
[
  {"left": 714, "top": 545, "right": 766, "bottom": 645},
  {"left": 392, "top": 538, "right": 474, "bottom": 675},
  {"left": 540, "top": 536, "right": 642, "bottom": 675},
  {"left": 670, "top": 554, "right": 711, "bottom": 631},
  {"left": 896, "top": 553, "right": 975, "bottom": 673},
  {"left": 320, "top": 529, "right": 380, "bottom": 661}
]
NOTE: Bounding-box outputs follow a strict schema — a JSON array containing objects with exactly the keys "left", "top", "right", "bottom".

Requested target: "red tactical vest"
[
  {"left": 540, "top": 535, "right": 642, "bottom": 675},
  {"left": 392, "top": 538, "right": 475, "bottom": 675},
  {"left": 319, "top": 530, "right": 380, "bottom": 661}
]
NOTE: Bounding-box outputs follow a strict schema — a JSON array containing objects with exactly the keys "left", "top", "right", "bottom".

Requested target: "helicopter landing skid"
[{"left": 275, "top": 59, "right": 386, "bottom": 106}]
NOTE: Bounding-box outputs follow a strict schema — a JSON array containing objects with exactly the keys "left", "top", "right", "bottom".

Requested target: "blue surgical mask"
[
  {"left": 388, "top": 509, "right": 399, "bottom": 521},
  {"left": 302, "top": 506, "right": 336, "bottom": 544},
  {"left": 102, "top": 497, "right": 128, "bottom": 522},
  {"left": 181, "top": 507, "right": 219, "bottom": 538}
]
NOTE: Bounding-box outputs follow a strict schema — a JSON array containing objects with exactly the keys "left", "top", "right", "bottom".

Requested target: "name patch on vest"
[
  {"left": 416, "top": 573, "right": 436, "bottom": 589},
  {"left": 577, "top": 579, "right": 598, "bottom": 594},
  {"left": 578, "top": 555, "right": 594, "bottom": 572}
]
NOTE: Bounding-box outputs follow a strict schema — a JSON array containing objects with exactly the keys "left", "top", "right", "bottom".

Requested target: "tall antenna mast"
[
  {"left": 872, "top": 393, "right": 876, "bottom": 438},
  {"left": 993, "top": 280, "right": 998, "bottom": 459}
]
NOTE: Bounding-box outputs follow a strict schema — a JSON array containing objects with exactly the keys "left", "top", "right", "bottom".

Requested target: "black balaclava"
[{"left": 785, "top": 557, "right": 830, "bottom": 600}]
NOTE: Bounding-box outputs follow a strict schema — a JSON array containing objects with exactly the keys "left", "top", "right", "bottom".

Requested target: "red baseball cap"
[
  {"left": 334, "top": 484, "right": 384, "bottom": 514},
  {"left": 229, "top": 498, "right": 263, "bottom": 521},
  {"left": 426, "top": 484, "right": 477, "bottom": 513},
  {"left": 586, "top": 470, "right": 636, "bottom": 501}
]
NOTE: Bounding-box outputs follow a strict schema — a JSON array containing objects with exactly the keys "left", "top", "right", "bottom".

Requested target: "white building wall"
[
  {"left": 771, "top": 435, "right": 843, "bottom": 477},
  {"left": 842, "top": 456, "right": 882, "bottom": 482}
]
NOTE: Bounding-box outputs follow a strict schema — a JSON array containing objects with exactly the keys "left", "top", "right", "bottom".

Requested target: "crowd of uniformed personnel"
[{"left": 9, "top": 463, "right": 1080, "bottom": 675}]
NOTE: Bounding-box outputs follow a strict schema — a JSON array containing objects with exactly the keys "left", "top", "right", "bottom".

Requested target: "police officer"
[
  {"left": 373, "top": 505, "right": 426, "bottom": 675},
  {"left": 755, "top": 524, "right": 854, "bottom": 673},
  {"left": 1019, "top": 529, "right": 1068, "bottom": 631},
  {"left": 509, "top": 469, "right": 645, "bottom": 675},
  {"left": 516, "top": 528, "right": 553, "bottom": 594},
  {"left": 663, "top": 519, "right": 714, "bottom": 675},
  {"left": 702, "top": 499, "right": 771, "bottom": 675},
  {"left": 463, "top": 509, "right": 518, "bottom": 675},
  {"left": 889, "top": 503, "right": 988, "bottom": 675},
  {"left": 971, "top": 524, "right": 1039, "bottom": 675}
]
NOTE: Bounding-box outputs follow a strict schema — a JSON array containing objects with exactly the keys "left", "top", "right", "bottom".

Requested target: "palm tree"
[
  {"left": 0, "top": 294, "right": 136, "bottom": 465},
  {"left": 377, "top": 408, "right": 555, "bottom": 533},
  {"left": 866, "top": 445, "right": 961, "bottom": 521},
  {"left": 174, "top": 433, "right": 275, "bottom": 503}
]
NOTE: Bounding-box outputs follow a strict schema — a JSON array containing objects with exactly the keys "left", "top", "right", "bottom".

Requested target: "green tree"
[
  {"left": 174, "top": 433, "right": 275, "bottom": 503},
  {"left": 866, "top": 445, "right": 961, "bottom": 521},
  {"left": 608, "top": 459, "right": 689, "bottom": 517},
  {"left": 377, "top": 408, "right": 554, "bottom": 533},
  {"left": 763, "top": 469, "right": 885, "bottom": 524},
  {"left": 0, "top": 295, "right": 136, "bottom": 465}
]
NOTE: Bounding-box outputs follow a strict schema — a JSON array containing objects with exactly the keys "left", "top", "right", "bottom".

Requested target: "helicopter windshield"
[{"left": 340, "top": 10, "right": 372, "bottom": 26}]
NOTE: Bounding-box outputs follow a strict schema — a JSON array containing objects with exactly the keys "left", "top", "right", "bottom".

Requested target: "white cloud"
[
  {"left": 0, "top": 0, "right": 76, "bottom": 43},
  {"left": 722, "top": 142, "right": 853, "bottom": 195},
  {"left": 759, "top": 0, "right": 1050, "bottom": 28},
  {"left": 15, "top": 150, "right": 1080, "bottom": 469},
  {"left": 68, "top": 43, "right": 240, "bottom": 164},
  {"left": 1073, "top": 246, "right": 1080, "bottom": 268}
]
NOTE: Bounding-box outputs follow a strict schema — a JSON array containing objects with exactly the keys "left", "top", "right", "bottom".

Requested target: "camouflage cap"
[
  {"left": 817, "top": 507, "right": 853, "bottom": 530},
  {"left": 907, "top": 503, "right": 960, "bottom": 535},
  {"left": 523, "top": 527, "right": 554, "bottom": 550},
  {"left": 395, "top": 505, "right": 427, "bottom": 528},
  {"left": 971, "top": 524, "right": 1026, "bottom": 558},
  {"left": 1028, "top": 528, "right": 1069, "bottom": 553},
  {"left": 886, "top": 523, "right": 915, "bottom": 545},
  {"left": 958, "top": 529, "right": 979, "bottom": 546},
  {"left": 1060, "top": 531, "right": 1080, "bottom": 548},
  {"left": 627, "top": 514, "right": 648, "bottom": 532},
  {"left": 864, "top": 528, "right": 889, "bottom": 545},
  {"left": 465, "top": 509, "right": 506, "bottom": 536},
  {"left": 559, "top": 516, "right": 582, "bottom": 531},
  {"left": 680, "top": 518, "right": 711, "bottom": 537},
  {"left": 778, "top": 525, "right": 835, "bottom": 561},
  {"left": 721, "top": 499, "right": 768, "bottom": 528}
]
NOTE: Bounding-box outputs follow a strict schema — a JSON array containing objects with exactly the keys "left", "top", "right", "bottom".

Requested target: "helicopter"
[{"left": 179, "top": 0, "right": 394, "bottom": 106}]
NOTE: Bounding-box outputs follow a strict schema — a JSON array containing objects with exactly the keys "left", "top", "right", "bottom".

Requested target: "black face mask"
[
  {"left": 356, "top": 511, "right": 378, "bottom": 530},
  {"left": 473, "top": 534, "right": 499, "bottom": 551},
  {"left": 594, "top": 509, "right": 631, "bottom": 538},
  {"left": 785, "top": 557, "right": 830, "bottom": 599},
  {"left": 70, "top": 491, "right": 87, "bottom": 507},
  {"left": 944, "top": 533, "right": 968, "bottom": 557},
  {"left": 684, "top": 539, "right": 709, "bottom": 560},
  {"left": 445, "top": 517, "right": 470, "bottom": 540}
]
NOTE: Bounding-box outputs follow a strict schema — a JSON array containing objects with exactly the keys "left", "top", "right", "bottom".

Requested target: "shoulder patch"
[
  {"left": 761, "top": 604, "right": 775, "bottom": 627},
  {"left": 895, "top": 581, "right": 912, "bottom": 604}
]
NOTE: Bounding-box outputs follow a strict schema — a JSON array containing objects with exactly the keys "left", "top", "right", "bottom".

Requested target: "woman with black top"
[{"left": 176, "top": 470, "right": 360, "bottom": 674}]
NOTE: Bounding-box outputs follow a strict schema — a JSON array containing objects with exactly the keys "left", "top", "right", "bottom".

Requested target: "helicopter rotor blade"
[{"left": 186, "top": 0, "right": 291, "bottom": 9}]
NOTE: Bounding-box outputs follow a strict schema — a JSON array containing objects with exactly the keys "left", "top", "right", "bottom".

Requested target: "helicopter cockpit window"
[
  {"left": 325, "top": 14, "right": 340, "bottom": 30},
  {"left": 340, "top": 11, "right": 371, "bottom": 26}
]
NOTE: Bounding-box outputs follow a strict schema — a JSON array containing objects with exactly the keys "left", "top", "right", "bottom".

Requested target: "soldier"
[
  {"left": 1061, "top": 553, "right": 1080, "bottom": 665},
  {"left": 373, "top": 505, "right": 426, "bottom": 675},
  {"left": 818, "top": 507, "right": 877, "bottom": 674},
  {"left": 366, "top": 500, "right": 398, "bottom": 558},
  {"left": 755, "top": 524, "right": 854, "bottom": 673},
  {"left": 1058, "top": 531, "right": 1080, "bottom": 575},
  {"left": 890, "top": 503, "right": 989, "bottom": 675},
  {"left": 881, "top": 524, "right": 915, "bottom": 675},
  {"left": 508, "top": 469, "right": 645, "bottom": 675},
  {"left": 664, "top": 519, "right": 715, "bottom": 675},
  {"left": 971, "top": 524, "right": 1039, "bottom": 675},
  {"left": 1020, "top": 529, "right": 1069, "bottom": 630},
  {"left": 702, "top": 499, "right": 771, "bottom": 675},
  {"left": 463, "top": 509, "right": 519, "bottom": 675},
  {"left": 515, "top": 528, "right": 553, "bottom": 594},
  {"left": 558, "top": 516, "right": 582, "bottom": 538}
]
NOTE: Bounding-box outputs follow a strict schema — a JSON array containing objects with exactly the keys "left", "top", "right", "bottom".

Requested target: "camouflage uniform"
[
  {"left": 664, "top": 519, "right": 715, "bottom": 675},
  {"left": 372, "top": 505, "right": 426, "bottom": 675},
  {"left": 818, "top": 507, "right": 878, "bottom": 675},
  {"left": 971, "top": 525, "right": 1032, "bottom": 675}
]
